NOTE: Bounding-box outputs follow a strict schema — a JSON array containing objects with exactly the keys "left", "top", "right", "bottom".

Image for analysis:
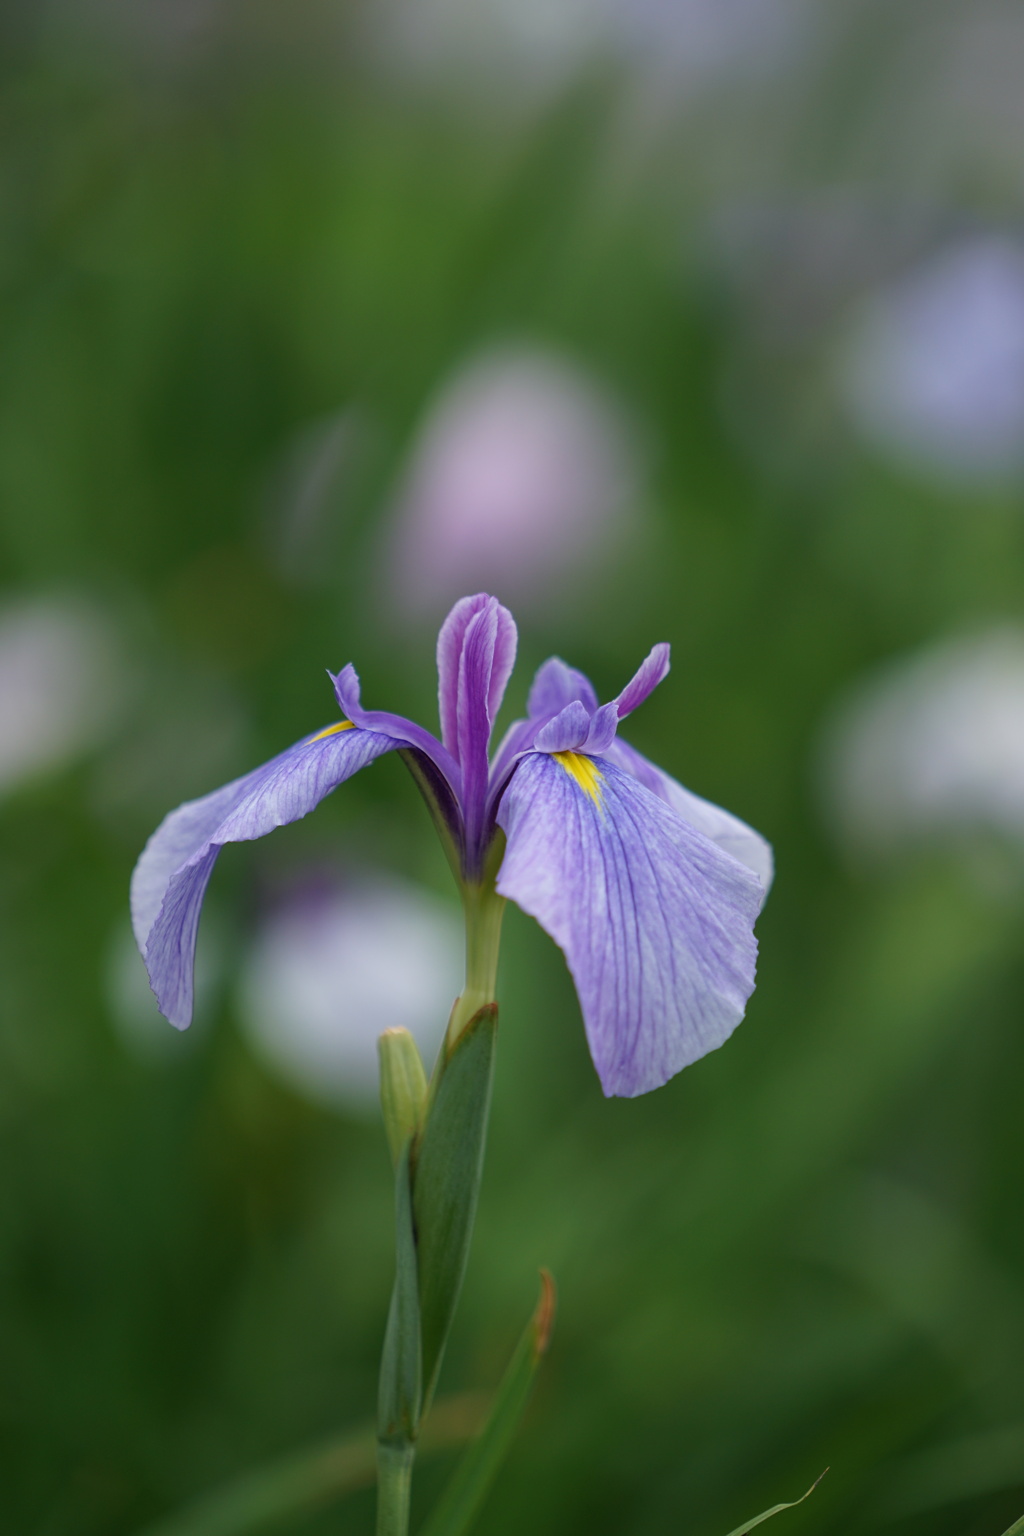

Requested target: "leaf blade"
[
  {"left": 378, "top": 1143, "right": 423, "bottom": 1446},
  {"left": 414, "top": 1004, "right": 498, "bottom": 1406},
  {"left": 418, "top": 1271, "right": 557, "bottom": 1536},
  {"left": 721, "top": 1470, "right": 829, "bottom": 1536}
]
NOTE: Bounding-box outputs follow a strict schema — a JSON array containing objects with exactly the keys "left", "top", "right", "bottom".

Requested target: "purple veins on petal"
[
  {"left": 437, "top": 593, "right": 517, "bottom": 761},
  {"left": 527, "top": 656, "right": 599, "bottom": 720},
  {"left": 607, "top": 737, "right": 774, "bottom": 898},
  {"left": 330, "top": 663, "right": 459, "bottom": 786},
  {"left": 131, "top": 725, "right": 400, "bottom": 1029},
  {"left": 496, "top": 752, "right": 763, "bottom": 1098},
  {"left": 534, "top": 700, "right": 593, "bottom": 753},
  {"left": 613, "top": 642, "right": 671, "bottom": 718}
]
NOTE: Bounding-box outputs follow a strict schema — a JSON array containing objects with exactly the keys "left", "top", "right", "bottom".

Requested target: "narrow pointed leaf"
[
  {"left": 721, "top": 1471, "right": 829, "bottom": 1536},
  {"left": 378, "top": 1144, "right": 422, "bottom": 1445},
  {"left": 419, "top": 1271, "right": 557, "bottom": 1536},
  {"left": 414, "top": 1003, "right": 498, "bottom": 1405},
  {"left": 1000, "top": 1515, "right": 1024, "bottom": 1536}
]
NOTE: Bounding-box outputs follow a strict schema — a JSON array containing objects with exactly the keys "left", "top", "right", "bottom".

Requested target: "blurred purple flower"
[
  {"left": 838, "top": 237, "right": 1024, "bottom": 483},
  {"left": 132, "top": 594, "right": 771, "bottom": 1097},
  {"left": 386, "top": 348, "right": 641, "bottom": 614}
]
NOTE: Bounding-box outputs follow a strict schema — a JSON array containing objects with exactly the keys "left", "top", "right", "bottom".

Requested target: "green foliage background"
[{"left": 1, "top": 5, "right": 1022, "bottom": 1533}]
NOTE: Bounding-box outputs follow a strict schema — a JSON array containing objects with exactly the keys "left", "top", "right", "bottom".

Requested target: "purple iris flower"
[{"left": 132, "top": 594, "right": 772, "bottom": 1097}]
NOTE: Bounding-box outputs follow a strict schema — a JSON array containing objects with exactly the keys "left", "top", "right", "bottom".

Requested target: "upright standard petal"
[
  {"left": 526, "top": 657, "right": 599, "bottom": 720},
  {"left": 608, "top": 738, "right": 774, "bottom": 897},
  {"left": 131, "top": 725, "right": 400, "bottom": 1029},
  {"left": 436, "top": 593, "right": 517, "bottom": 760},
  {"left": 496, "top": 752, "right": 763, "bottom": 1097}
]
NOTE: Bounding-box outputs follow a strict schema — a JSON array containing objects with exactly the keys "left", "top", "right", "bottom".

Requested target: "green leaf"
[
  {"left": 999, "top": 1515, "right": 1024, "bottom": 1536},
  {"left": 418, "top": 1271, "right": 557, "bottom": 1536},
  {"left": 720, "top": 1471, "right": 828, "bottom": 1536},
  {"left": 413, "top": 1003, "right": 498, "bottom": 1406},
  {"left": 378, "top": 1143, "right": 423, "bottom": 1445}
]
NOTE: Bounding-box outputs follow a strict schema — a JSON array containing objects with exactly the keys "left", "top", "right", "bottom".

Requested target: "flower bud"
[{"left": 378, "top": 1028, "right": 429, "bottom": 1165}]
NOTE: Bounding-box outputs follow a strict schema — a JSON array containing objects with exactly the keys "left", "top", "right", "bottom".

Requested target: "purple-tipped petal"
[
  {"left": 131, "top": 726, "right": 400, "bottom": 1029},
  {"left": 534, "top": 700, "right": 592, "bottom": 753},
  {"left": 608, "top": 738, "right": 774, "bottom": 899},
  {"left": 436, "top": 594, "right": 517, "bottom": 759},
  {"left": 496, "top": 752, "right": 762, "bottom": 1097},
  {"left": 582, "top": 701, "right": 620, "bottom": 754},
  {"left": 330, "top": 664, "right": 459, "bottom": 789},
  {"left": 527, "top": 657, "right": 599, "bottom": 720},
  {"left": 614, "top": 642, "right": 670, "bottom": 718}
]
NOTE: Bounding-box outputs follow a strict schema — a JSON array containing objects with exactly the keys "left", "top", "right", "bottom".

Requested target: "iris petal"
[
  {"left": 436, "top": 593, "right": 517, "bottom": 760},
  {"left": 607, "top": 738, "right": 774, "bottom": 898},
  {"left": 526, "top": 657, "right": 599, "bottom": 720},
  {"left": 496, "top": 752, "right": 762, "bottom": 1097},
  {"left": 613, "top": 642, "right": 671, "bottom": 718},
  {"left": 533, "top": 700, "right": 592, "bottom": 753},
  {"left": 131, "top": 726, "right": 400, "bottom": 1028}
]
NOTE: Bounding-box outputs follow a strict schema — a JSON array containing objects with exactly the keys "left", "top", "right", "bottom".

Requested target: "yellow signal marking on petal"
[
  {"left": 310, "top": 720, "right": 356, "bottom": 742},
  {"left": 552, "top": 750, "right": 604, "bottom": 804}
]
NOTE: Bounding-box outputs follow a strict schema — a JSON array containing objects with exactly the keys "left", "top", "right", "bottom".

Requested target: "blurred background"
[{"left": 2, "top": 1, "right": 1024, "bottom": 1532}]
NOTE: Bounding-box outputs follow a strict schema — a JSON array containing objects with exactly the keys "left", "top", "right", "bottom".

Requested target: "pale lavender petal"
[
  {"left": 527, "top": 656, "right": 598, "bottom": 720},
  {"left": 614, "top": 642, "right": 671, "bottom": 718},
  {"left": 436, "top": 594, "right": 516, "bottom": 758},
  {"left": 488, "top": 716, "right": 536, "bottom": 779},
  {"left": 330, "top": 664, "right": 459, "bottom": 788},
  {"left": 496, "top": 752, "right": 762, "bottom": 1097},
  {"left": 488, "top": 603, "right": 518, "bottom": 726},
  {"left": 608, "top": 738, "right": 774, "bottom": 898},
  {"left": 533, "top": 700, "right": 592, "bottom": 753},
  {"left": 132, "top": 726, "right": 400, "bottom": 1029},
  {"left": 582, "top": 701, "right": 619, "bottom": 754}
]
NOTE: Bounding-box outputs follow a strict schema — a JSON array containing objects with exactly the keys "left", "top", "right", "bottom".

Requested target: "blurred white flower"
[
  {"left": 373, "top": 0, "right": 805, "bottom": 98},
  {"left": 0, "top": 596, "right": 127, "bottom": 794},
  {"left": 822, "top": 628, "right": 1024, "bottom": 856},
  {"left": 386, "top": 346, "right": 642, "bottom": 615},
  {"left": 838, "top": 237, "right": 1024, "bottom": 484},
  {"left": 237, "top": 873, "right": 463, "bottom": 1109},
  {"left": 609, "top": 0, "right": 804, "bottom": 85}
]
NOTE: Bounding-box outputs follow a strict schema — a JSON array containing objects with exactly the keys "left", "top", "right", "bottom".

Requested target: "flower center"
[{"left": 552, "top": 751, "right": 603, "bottom": 804}]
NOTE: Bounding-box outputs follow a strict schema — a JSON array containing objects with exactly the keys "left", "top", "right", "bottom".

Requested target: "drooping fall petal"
[
  {"left": 496, "top": 751, "right": 763, "bottom": 1097},
  {"left": 131, "top": 725, "right": 400, "bottom": 1028},
  {"left": 607, "top": 737, "right": 774, "bottom": 897}
]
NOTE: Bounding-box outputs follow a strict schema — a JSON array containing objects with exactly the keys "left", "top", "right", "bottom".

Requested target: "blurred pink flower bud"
[{"left": 385, "top": 346, "right": 642, "bottom": 616}]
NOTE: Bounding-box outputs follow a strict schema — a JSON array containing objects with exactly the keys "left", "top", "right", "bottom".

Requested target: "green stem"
[
  {"left": 376, "top": 1443, "right": 416, "bottom": 1536},
  {"left": 446, "top": 882, "right": 505, "bottom": 1048},
  {"left": 376, "top": 862, "right": 505, "bottom": 1536}
]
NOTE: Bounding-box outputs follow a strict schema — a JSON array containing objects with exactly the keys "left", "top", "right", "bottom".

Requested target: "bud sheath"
[{"left": 379, "top": 1029, "right": 429, "bottom": 1166}]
